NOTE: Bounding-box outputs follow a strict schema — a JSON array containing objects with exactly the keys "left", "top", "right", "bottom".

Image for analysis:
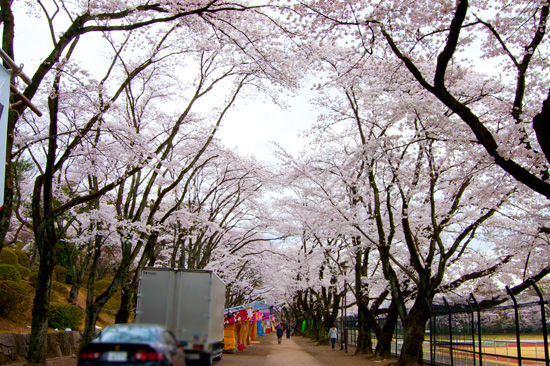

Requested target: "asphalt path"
[
  {"left": 45, "top": 333, "right": 395, "bottom": 366},
  {"left": 219, "top": 333, "right": 394, "bottom": 366}
]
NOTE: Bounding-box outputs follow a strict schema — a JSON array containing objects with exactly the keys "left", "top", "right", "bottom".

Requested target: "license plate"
[
  {"left": 186, "top": 354, "right": 200, "bottom": 360},
  {"left": 107, "top": 351, "right": 127, "bottom": 361}
]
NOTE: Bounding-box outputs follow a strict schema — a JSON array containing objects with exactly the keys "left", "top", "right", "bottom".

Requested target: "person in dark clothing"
[{"left": 276, "top": 323, "right": 284, "bottom": 344}]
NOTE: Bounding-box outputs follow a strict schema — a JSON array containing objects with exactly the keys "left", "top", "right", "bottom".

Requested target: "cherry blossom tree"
[
  {"left": 260, "top": 167, "right": 358, "bottom": 341},
  {"left": 259, "top": 1, "right": 550, "bottom": 363},
  {"left": 4, "top": 2, "right": 550, "bottom": 366},
  {"left": 23, "top": 38, "right": 168, "bottom": 364},
  {"left": 376, "top": 1, "right": 550, "bottom": 200},
  {"left": 2, "top": 0, "right": 305, "bottom": 363},
  {"left": 274, "top": 46, "right": 550, "bottom": 363}
]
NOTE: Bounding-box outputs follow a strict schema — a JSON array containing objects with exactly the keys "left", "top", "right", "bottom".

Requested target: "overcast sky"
[
  {"left": 11, "top": 4, "right": 315, "bottom": 165},
  {"left": 216, "top": 89, "right": 315, "bottom": 162}
]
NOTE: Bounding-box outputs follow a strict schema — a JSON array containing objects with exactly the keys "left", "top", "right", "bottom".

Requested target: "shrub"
[
  {"left": 29, "top": 271, "right": 39, "bottom": 287},
  {"left": 51, "top": 280, "right": 69, "bottom": 298},
  {"left": 53, "top": 265, "right": 68, "bottom": 283},
  {"left": 14, "top": 249, "right": 30, "bottom": 268},
  {"left": 0, "top": 248, "right": 18, "bottom": 265},
  {"left": 49, "top": 303, "right": 84, "bottom": 330},
  {"left": 104, "top": 294, "right": 121, "bottom": 312},
  {"left": 93, "top": 277, "right": 114, "bottom": 296},
  {"left": 0, "top": 264, "right": 22, "bottom": 282},
  {"left": 16, "top": 264, "right": 31, "bottom": 279},
  {"left": 0, "top": 280, "right": 33, "bottom": 316}
]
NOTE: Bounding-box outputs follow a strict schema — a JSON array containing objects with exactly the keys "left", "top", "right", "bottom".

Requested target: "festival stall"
[
  {"left": 223, "top": 300, "right": 274, "bottom": 353},
  {"left": 223, "top": 307, "right": 252, "bottom": 353},
  {"left": 242, "top": 300, "right": 273, "bottom": 335},
  {"left": 249, "top": 310, "right": 261, "bottom": 341}
]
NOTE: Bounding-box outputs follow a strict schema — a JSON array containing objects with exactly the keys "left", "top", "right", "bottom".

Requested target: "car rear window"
[{"left": 96, "top": 326, "right": 159, "bottom": 343}]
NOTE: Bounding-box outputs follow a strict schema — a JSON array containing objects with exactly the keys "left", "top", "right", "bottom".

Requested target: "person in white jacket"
[{"left": 328, "top": 325, "right": 338, "bottom": 350}]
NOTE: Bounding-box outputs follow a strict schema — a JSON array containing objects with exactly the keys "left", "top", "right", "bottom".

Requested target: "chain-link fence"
[{"left": 335, "top": 282, "right": 549, "bottom": 366}]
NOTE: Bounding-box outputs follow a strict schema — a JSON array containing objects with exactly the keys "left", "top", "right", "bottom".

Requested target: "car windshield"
[{"left": 95, "top": 325, "right": 160, "bottom": 343}]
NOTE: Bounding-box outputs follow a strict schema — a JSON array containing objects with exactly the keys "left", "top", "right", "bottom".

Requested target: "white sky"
[
  {"left": 216, "top": 91, "right": 315, "bottom": 162},
  {"left": 11, "top": 4, "right": 504, "bottom": 166},
  {"left": 10, "top": 4, "right": 315, "bottom": 164}
]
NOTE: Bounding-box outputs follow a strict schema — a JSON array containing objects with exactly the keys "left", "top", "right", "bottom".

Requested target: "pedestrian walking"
[
  {"left": 328, "top": 325, "right": 338, "bottom": 350},
  {"left": 286, "top": 324, "right": 291, "bottom": 338},
  {"left": 276, "top": 323, "right": 284, "bottom": 344}
]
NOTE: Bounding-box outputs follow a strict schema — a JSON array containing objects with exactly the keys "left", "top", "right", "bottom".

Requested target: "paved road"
[
  {"left": 46, "top": 333, "right": 393, "bottom": 366},
  {"left": 220, "top": 333, "right": 324, "bottom": 366},
  {"left": 218, "top": 333, "right": 392, "bottom": 366}
]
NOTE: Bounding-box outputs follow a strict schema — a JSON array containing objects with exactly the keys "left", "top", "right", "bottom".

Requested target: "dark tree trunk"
[
  {"left": 82, "top": 305, "right": 101, "bottom": 346},
  {"left": 314, "top": 323, "right": 328, "bottom": 344},
  {"left": 81, "top": 241, "right": 101, "bottom": 345},
  {"left": 355, "top": 299, "right": 373, "bottom": 355},
  {"left": 114, "top": 234, "right": 157, "bottom": 324},
  {"left": 68, "top": 251, "right": 90, "bottom": 303},
  {"left": 395, "top": 302, "right": 430, "bottom": 366},
  {"left": 115, "top": 285, "right": 133, "bottom": 323},
  {"left": 115, "top": 262, "right": 144, "bottom": 324},
  {"left": 27, "top": 232, "right": 55, "bottom": 365},
  {"left": 68, "top": 275, "right": 81, "bottom": 304},
  {"left": 373, "top": 303, "right": 398, "bottom": 359},
  {"left": 82, "top": 268, "right": 132, "bottom": 341}
]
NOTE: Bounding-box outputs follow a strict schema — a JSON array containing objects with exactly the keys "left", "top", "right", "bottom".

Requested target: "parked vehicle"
[
  {"left": 136, "top": 268, "right": 225, "bottom": 366},
  {"left": 77, "top": 323, "right": 185, "bottom": 366}
]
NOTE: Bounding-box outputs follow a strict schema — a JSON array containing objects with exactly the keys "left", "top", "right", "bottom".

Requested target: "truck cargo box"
[{"left": 136, "top": 268, "right": 225, "bottom": 366}]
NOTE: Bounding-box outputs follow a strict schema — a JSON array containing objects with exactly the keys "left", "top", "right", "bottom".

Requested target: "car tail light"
[
  {"left": 79, "top": 351, "right": 102, "bottom": 359},
  {"left": 192, "top": 344, "right": 204, "bottom": 350},
  {"left": 135, "top": 351, "right": 163, "bottom": 361}
]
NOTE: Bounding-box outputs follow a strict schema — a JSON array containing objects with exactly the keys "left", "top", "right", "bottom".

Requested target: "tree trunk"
[
  {"left": 82, "top": 270, "right": 131, "bottom": 341},
  {"left": 68, "top": 276, "right": 81, "bottom": 304},
  {"left": 115, "top": 285, "right": 132, "bottom": 323},
  {"left": 68, "top": 252, "right": 90, "bottom": 303},
  {"left": 314, "top": 324, "right": 328, "bottom": 344},
  {"left": 373, "top": 304, "right": 398, "bottom": 359},
  {"left": 80, "top": 241, "right": 101, "bottom": 345},
  {"left": 27, "top": 241, "right": 54, "bottom": 365},
  {"left": 82, "top": 305, "right": 101, "bottom": 346},
  {"left": 67, "top": 265, "right": 85, "bottom": 304},
  {"left": 355, "top": 299, "right": 373, "bottom": 355},
  {"left": 395, "top": 303, "right": 430, "bottom": 366}
]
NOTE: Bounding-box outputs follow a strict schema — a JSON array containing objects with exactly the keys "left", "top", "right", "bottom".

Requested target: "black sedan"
[{"left": 78, "top": 323, "right": 185, "bottom": 366}]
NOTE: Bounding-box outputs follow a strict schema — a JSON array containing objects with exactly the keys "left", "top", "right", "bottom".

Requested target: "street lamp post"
[
  {"left": 344, "top": 277, "right": 348, "bottom": 353},
  {"left": 341, "top": 262, "right": 349, "bottom": 353}
]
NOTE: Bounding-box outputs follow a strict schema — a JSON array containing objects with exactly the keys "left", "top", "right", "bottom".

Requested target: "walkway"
[
  {"left": 45, "top": 333, "right": 395, "bottom": 366},
  {"left": 218, "top": 333, "right": 394, "bottom": 366}
]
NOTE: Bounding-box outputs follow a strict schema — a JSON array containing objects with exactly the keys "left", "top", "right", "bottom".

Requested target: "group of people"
[{"left": 275, "top": 322, "right": 293, "bottom": 344}]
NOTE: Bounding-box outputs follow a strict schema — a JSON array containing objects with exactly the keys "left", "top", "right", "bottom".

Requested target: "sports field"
[
  {"left": 426, "top": 335, "right": 549, "bottom": 366},
  {"left": 344, "top": 330, "right": 548, "bottom": 365}
]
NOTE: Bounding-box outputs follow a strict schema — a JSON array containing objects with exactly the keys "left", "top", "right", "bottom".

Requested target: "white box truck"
[{"left": 136, "top": 268, "right": 226, "bottom": 366}]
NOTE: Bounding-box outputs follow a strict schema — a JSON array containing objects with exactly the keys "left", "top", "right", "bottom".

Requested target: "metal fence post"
[
  {"left": 468, "top": 295, "right": 476, "bottom": 366},
  {"left": 505, "top": 286, "right": 522, "bottom": 366},
  {"left": 470, "top": 294, "right": 483, "bottom": 366},
  {"left": 530, "top": 280, "right": 549, "bottom": 366},
  {"left": 428, "top": 301, "right": 435, "bottom": 366},
  {"left": 395, "top": 322, "right": 399, "bottom": 356},
  {"left": 443, "top": 297, "right": 453, "bottom": 366}
]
